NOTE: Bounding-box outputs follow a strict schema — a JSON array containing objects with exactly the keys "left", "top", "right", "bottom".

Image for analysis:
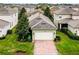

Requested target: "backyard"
[
  {"left": 55, "top": 31, "right": 79, "bottom": 55},
  {"left": 0, "top": 28, "right": 33, "bottom": 55}
]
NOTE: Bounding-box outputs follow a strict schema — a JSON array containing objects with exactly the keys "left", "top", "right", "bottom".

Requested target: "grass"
[
  {"left": 0, "top": 28, "right": 34, "bottom": 55},
  {"left": 55, "top": 31, "right": 79, "bottom": 55}
]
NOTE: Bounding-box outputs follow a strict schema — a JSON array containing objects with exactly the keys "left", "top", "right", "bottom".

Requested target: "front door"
[{"left": 61, "top": 23, "right": 68, "bottom": 29}]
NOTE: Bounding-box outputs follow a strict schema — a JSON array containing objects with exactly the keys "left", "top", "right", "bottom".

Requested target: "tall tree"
[
  {"left": 16, "top": 7, "right": 30, "bottom": 42},
  {"left": 44, "top": 7, "right": 54, "bottom": 22},
  {"left": 18, "top": 7, "right": 26, "bottom": 19}
]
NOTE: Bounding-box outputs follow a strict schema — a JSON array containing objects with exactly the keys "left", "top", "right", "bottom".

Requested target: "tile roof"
[
  {"left": 72, "top": 11, "right": 79, "bottom": 16},
  {"left": 59, "top": 18, "right": 73, "bottom": 24},
  {"left": 68, "top": 19, "right": 79, "bottom": 28},
  {"left": 54, "top": 8, "right": 76, "bottom": 15},
  {"left": 31, "top": 20, "right": 56, "bottom": 30},
  {"left": 0, "top": 7, "right": 18, "bottom": 16},
  {"left": 0, "top": 19, "right": 9, "bottom": 28},
  {"left": 29, "top": 13, "right": 56, "bottom": 30}
]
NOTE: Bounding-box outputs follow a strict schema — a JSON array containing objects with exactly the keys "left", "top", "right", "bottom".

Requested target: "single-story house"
[
  {"left": 0, "top": 19, "right": 10, "bottom": 37},
  {"left": 29, "top": 12, "right": 56, "bottom": 41}
]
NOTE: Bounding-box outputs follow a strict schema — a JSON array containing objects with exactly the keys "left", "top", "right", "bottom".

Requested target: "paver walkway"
[{"left": 34, "top": 40, "right": 58, "bottom": 55}]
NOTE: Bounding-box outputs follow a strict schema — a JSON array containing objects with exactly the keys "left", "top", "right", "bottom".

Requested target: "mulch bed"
[{"left": 15, "top": 50, "right": 26, "bottom": 55}]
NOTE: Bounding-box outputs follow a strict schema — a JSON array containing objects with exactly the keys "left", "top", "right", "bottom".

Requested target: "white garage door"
[{"left": 35, "top": 32, "right": 54, "bottom": 40}]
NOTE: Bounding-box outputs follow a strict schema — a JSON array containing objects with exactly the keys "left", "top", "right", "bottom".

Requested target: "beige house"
[
  {"left": 53, "top": 7, "right": 79, "bottom": 36},
  {"left": 29, "top": 12, "right": 56, "bottom": 41}
]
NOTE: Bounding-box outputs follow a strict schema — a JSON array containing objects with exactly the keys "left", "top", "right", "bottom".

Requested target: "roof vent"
[{"left": 41, "top": 22, "right": 46, "bottom": 25}]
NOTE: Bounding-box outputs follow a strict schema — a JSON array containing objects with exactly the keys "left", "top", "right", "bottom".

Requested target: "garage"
[
  {"left": 29, "top": 13, "right": 56, "bottom": 41},
  {"left": 34, "top": 31, "right": 55, "bottom": 40}
]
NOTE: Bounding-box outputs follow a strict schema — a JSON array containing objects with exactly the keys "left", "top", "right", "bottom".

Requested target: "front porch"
[{"left": 58, "top": 23, "right": 68, "bottom": 30}]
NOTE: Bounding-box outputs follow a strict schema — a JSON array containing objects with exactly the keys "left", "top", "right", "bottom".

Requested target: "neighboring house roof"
[
  {"left": 72, "top": 11, "right": 79, "bottom": 16},
  {"left": 28, "top": 9, "right": 44, "bottom": 16},
  {"left": 54, "top": 8, "right": 76, "bottom": 15},
  {"left": 23, "top": 4, "right": 36, "bottom": 8},
  {"left": 50, "top": 6, "right": 60, "bottom": 15},
  {"left": 29, "top": 13, "right": 56, "bottom": 30},
  {"left": 68, "top": 19, "right": 79, "bottom": 28},
  {"left": 59, "top": 18, "right": 73, "bottom": 24},
  {"left": 0, "top": 19, "right": 9, "bottom": 29},
  {"left": 72, "top": 5, "right": 79, "bottom": 8},
  {"left": 0, "top": 7, "right": 18, "bottom": 16}
]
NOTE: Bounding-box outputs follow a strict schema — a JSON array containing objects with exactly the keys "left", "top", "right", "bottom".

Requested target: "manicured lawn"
[
  {"left": 0, "top": 28, "right": 34, "bottom": 55},
  {"left": 55, "top": 31, "right": 79, "bottom": 55}
]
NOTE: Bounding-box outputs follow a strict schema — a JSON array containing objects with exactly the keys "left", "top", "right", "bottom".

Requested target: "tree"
[
  {"left": 18, "top": 7, "right": 26, "bottom": 19},
  {"left": 44, "top": 7, "right": 54, "bottom": 22},
  {"left": 16, "top": 7, "right": 30, "bottom": 42}
]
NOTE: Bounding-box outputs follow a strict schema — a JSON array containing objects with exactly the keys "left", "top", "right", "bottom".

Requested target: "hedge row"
[{"left": 60, "top": 29, "right": 79, "bottom": 40}]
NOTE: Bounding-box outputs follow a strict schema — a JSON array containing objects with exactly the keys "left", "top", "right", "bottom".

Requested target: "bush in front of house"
[
  {"left": 0, "top": 36, "right": 5, "bottom": 40},
  {"left": 60, "top": 29, "right": 79, "bottom": 40},
  {"left": 54, "top": 36, "right": 61, "bottom": 42},
  {"left": 24, "top": 33, "right": 32, "bottom": 42},
  {"left": 17, "top": 33, "right": 32, "bottom": 42},
  {"left": 7, "top": 30, "right": 12, "bottom": 34},
  {"left": 27, "top": 33, "right": 32, "bottom": 42}
]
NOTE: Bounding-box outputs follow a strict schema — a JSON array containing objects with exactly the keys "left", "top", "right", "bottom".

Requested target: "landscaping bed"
[
  {"left": 0, "top": 28, "right": 33, "bottom": 55},
  {"left": 55, "top": 31, "right": 79, "bottom": 55}
]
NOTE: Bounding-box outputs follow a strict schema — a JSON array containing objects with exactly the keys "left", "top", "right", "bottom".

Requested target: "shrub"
[
  {"left": 0, "top": 36, "right": 5, "bottom": 40},
  {"left": 17, "top": 34, "right": 27, "bottom": 42},
  {"left": 17, "top": 33, "right": 32, "bottom": 42},
  {"left": 27, "top": 34, "right": 32, "bottom": 42},
  {"left": 7, "top": 30, "right": 12, "bottom": 34},
  {"left": 54, "top": 36, "right": 61, "bottom": 42},
  {"left": 60, "top": 29, "right": 79, "bottom": 40},
  {"left": 24, "top": 33, "right": 32, "bottom": 42}
]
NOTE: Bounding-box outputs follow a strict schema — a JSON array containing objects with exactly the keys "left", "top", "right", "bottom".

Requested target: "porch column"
[
  {"left": 60, "top": 24, "right": 61, "bottom": 29},
  {"left": 32, "top": 31, "right": 35, "bottom": 43}
]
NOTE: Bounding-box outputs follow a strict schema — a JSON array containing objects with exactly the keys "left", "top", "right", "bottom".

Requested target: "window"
[{"left": 59, "top": 16, "right": 62, "bottom": 18}]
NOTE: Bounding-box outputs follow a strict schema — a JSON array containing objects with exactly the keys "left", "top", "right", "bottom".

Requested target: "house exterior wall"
[
  {"left": 54, "top": 14, "right": 72, "bottom": 21},
  {"left": 0, "top": 24, "right": 10, "bottom": 37},
  {"left": 53, "top": 14, "right": 71, "bottom": 27},
  {"left": 76, "top": 29, "right": 79, "bottom": 36},
  {"left": 25, "top": 8, "right": 35, "bottom": 14},
  {"left": 0, "top": 13, "right": 18, "bottom": 29},
  {"left": 72, "top": 15, "right": 79, "bottom": 19},
  {"left": 72, "top": 8, "right": 79, "bottom": 11},
  {"left": 32, "top": 29, "right": 56, "bottom": 41}
]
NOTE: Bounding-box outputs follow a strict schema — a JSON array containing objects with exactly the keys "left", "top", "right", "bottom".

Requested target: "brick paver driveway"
[{"left": 34, "top": 40, "right": 58, "bottom": 55}]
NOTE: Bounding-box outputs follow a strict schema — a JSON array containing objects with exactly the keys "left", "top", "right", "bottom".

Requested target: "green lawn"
[
  {"left": 0, "top": 28, "right": 33, "bottom": 55},
  {"left": 55, "top": 31, "right": 79, "bottom": 55}
]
